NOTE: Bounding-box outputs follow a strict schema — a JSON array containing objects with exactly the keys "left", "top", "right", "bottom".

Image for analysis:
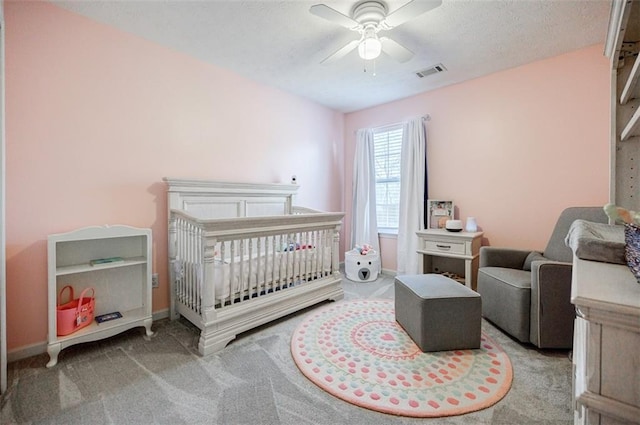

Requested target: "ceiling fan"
[{"left": 310, "top": 0, "right": 442, "bottom": 64}]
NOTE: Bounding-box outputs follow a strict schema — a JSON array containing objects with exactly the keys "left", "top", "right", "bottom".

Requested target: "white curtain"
[
  {"left": 397, "top": 117, "right": 426, "bottom": 274},
  {"left": 351, "top": 128, "right": 380, "bottom": 254}
]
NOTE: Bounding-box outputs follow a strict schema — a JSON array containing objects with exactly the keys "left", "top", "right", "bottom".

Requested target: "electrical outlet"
[{"left": 152, "top": 273, "right": 159, "bottom": 288}]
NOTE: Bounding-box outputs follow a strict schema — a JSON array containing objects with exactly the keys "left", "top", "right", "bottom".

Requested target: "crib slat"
[
  {"left": 185, "top": 221, "right": 190, "bottom": 304},
  {"left": 180, "top": 219, "right": 186, "bottom": 304},
  {"left": 187, "top": 222, "right": 192, "bottom": 311},
  {"left": 258, "top": 237, "right": 262, "bottom": 297},
  {"left": 312, "top": 230, "right": 319, "bottom": 280},
  {"left": 263, "top": 236, "right": 269, "bottom": 293},
  {"left": 313, "top": 229, "right": 319, "bottom": 280},
  {"left": 196, "top": 226, "right": 203, "bottom": 313},
  {"left": 288, "top": 233, "right": 294, "bottom": 287},
  {"left": 248, "top": 238, "right": 254, "bottom": 299},
  {"left": 234, "top": 240, "right": 238, "bottom": 301},
  {"left": 300, "top": 232, "right": 305, "bottom": 282},
  {"left": 271, "top": 236, "right": 277, "bottom": 294},
  {"left": 192, "top": 223, "right": 198, "bottom": 310},
  {"left": 318, "top": 230, "right": 330, "bottom": 278},
  {"left": 318, "top": 229, "right": 323, "bottom": 278},
  {"left": 276, "top": 234, "right": 283, "bottom": 291},
  {"left": 186, "top": 221, "right": 192, "bottom": 305},
  {"left": 176, "top": 218, "right": 183, "bottom": 304},
  {"left": 220, "top": 242, "right": 226, "bottom": 304},
  {"left": 306, "top": 231, "right": 312, "bottom": 282},
  {"left": 240, "top": 239, "right": 246, "bottom": 300}
]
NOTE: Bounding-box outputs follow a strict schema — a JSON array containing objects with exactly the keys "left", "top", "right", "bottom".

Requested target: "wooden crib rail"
[
  {"left": 292, "top": 206, "right": 324, "bottom": 214},
  {"left": 170, "top": 209, "right": 344, "bottom": 239}
]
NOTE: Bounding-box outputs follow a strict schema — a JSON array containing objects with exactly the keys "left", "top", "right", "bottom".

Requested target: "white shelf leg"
[
  {"left": 46, "top": 343, "right": 61, "bottom": 368},
  {"left": 143, "top": 318, "right": 155, "bottom": 340}
]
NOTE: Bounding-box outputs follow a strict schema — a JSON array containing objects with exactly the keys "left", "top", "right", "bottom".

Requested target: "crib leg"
[
  {"left": 198, "top": 329, "right": 236, "bottom": 356},
  {"left": 329, "top": 291, "right": 345, "bottom": 302}
]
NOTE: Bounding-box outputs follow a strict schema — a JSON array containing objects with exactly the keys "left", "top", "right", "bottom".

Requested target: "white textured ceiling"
[{"left": 52, "top": 0, "right": 612, "bottom": 113}]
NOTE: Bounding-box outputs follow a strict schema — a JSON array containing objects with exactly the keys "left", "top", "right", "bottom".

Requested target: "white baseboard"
[
  {"left": 152, "top": 308, "right": 170, "bottom": 321},
  {"left": 7, "top": 341, "right": 47, "bottom": 363},
  {"left": 380, "top": 268, "right": 397, "bottom": 277},
  {"left": 8, "top": 309, "right": 172, "bottom": 364}
]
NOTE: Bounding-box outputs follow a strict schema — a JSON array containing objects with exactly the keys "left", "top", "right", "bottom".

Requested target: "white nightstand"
[{"left": 415, "top": 229, "right": 484, "bottom": 289}]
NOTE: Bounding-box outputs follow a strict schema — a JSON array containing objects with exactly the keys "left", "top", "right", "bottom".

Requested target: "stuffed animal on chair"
[{"left": 604, "top": 203, "right": 640, "bottom": 225}]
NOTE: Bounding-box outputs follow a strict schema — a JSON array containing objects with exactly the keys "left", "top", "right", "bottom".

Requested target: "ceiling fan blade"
[
  {"left": 321, "top": 39, "right": 360, "bottom": 65},
  {"left": 310, "top": 4, "right": 359, "bottom": 29},
  {"left": 384, "top": 0, "right": 442, "bottom": 28},
  {"left": 380, "top": 37, "right": 414, "bottom": 63}
]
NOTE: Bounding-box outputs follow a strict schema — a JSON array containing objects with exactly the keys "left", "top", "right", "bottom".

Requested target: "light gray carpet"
[{"left": 0, "top": 274, "right": 573, "bottom": 424}]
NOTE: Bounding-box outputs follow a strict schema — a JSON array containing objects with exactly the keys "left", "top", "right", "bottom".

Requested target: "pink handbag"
[{"left": 56, "top": 286, "right": 95, "bottom": 336}]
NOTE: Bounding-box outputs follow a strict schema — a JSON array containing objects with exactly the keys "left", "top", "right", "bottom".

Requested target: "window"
[{"left": 373, "top": 124, "right": 403, "bottom": 233}]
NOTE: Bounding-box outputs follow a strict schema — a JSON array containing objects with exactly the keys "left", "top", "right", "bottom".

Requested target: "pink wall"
[
  {"left": 5, "top": 1, "right": 344, "bottom": 352},
  {"left": 3, "top": 1, "right": 611, "bottom": 355},
  {"left": 344, "top": 44, "right": 610, "bottom": 267}
]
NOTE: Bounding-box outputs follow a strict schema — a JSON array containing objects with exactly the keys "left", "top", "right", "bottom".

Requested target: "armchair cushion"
[
  {"left": 479, "top": 247, "right": 530, "bottom": 269},
  {"left": 477, "top": 267, "right": 532, "bottom": 343},
  {"left": 523, "top": 251, "right": 546, "bottom": 271}
]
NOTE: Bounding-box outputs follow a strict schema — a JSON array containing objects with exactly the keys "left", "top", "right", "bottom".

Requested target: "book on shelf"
[
  {"left": 89, "top": 257, "right": 124, "bottom": 266},
  {"left": 95, "top": 312, "right": 122, "bottom": 323}
]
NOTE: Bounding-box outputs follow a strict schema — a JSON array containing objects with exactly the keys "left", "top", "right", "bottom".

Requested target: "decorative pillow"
[
  {"left": 624, "top": 224, "right": 640, "bottom": 283},
  {"left": 523, "top": 251, "right": 546, "bottom": 271}
]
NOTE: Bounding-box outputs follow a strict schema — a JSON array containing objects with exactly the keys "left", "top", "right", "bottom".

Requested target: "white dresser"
[{"left": 571, "top": 257, "right": 640, "bottom": 425}]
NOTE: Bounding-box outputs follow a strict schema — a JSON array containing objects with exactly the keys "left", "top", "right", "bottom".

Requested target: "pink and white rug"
[{"left": 291, "top": 299, "right": 513, "bottom": 417}]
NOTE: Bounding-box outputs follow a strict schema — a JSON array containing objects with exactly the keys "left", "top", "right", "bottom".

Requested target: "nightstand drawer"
[{"left": 423, "top": 240, "right": 466, "bottom": 255}]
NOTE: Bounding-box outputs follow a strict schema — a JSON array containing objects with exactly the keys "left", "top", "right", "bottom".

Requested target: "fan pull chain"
[{"left": 363, "top": 59, "right": 377, "bottom": 77}]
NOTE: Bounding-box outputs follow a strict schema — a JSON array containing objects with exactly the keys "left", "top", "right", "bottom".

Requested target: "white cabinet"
[
  {"left": 570, "top": 258, "right": 640, "bottom": 425},
  {"left": 46, "top": 225, "right": 154, "bottom": 367},
  {"left": 415, "top": 229, "right": 484, "bottom": 289}
]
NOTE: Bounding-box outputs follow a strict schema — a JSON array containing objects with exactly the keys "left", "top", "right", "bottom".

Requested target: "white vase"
[{"left": 466, "top": 217, "right": 478, "bottom": 232}]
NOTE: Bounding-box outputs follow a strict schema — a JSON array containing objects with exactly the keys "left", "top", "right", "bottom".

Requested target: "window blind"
[{"left": 373, "top": 125, "right": 403, "bottom": 231}]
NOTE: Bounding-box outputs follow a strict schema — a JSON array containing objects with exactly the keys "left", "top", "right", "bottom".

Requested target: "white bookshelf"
[
  {"left": 606, "top": 0, "right": 640, "bottom": 210},
  {"left": 46, "top": 225, "right": 154, "bottom": 367}
]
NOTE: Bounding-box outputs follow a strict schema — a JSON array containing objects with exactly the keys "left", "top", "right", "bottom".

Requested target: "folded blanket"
[{"left": 565, "top": 219, "right": 625, "bottom": 265}]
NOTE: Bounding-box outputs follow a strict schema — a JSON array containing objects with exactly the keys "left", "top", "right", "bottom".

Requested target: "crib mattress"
[{"left": 176, "top": 247, "right": 332, "bottom": 303}]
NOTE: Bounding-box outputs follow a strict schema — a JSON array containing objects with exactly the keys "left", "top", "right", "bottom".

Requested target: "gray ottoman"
[{"left": 395, "top": 274, "right": 482, "bottom": 352}]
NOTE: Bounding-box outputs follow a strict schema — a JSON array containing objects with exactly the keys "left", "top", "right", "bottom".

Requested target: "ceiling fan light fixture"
[{"left": 358, "top": 36, "right": 382, "bottom": 60}]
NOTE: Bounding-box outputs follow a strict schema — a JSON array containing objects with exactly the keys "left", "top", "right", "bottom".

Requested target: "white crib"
[{"left": 164, "top": 178, "right": 344, "bottom": 355}]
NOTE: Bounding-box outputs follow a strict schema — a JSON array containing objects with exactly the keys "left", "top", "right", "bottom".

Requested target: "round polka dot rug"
[{"left": 290, "top": 299, "right": 513, "bottom": 417}]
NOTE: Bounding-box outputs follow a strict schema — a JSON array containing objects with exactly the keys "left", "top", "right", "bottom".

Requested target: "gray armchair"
[{"left": 477, "top": 207, "right": 607, "bottom": 348}]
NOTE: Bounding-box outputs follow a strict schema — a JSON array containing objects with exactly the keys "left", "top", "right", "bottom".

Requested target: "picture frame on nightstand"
[{"left": 427, "top": 199, "right": 454, "bottom": 229}]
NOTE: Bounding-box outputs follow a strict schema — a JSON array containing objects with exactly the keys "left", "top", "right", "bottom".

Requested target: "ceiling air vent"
[{"left": 416, "top": 63, "right": 447, "bottom": 78}]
